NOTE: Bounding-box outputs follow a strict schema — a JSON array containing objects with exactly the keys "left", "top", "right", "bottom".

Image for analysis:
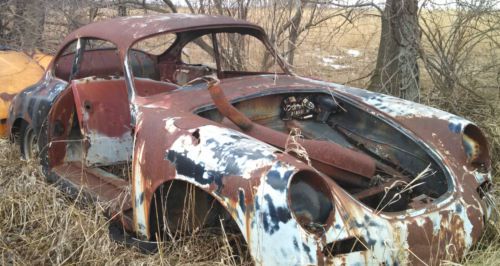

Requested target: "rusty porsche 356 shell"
[{"left": 6, "top": 14, "right": 494, "bottom": 265}]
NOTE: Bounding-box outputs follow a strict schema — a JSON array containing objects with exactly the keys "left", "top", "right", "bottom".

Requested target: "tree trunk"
[
  {"left": 12, "top": 0, "right": 27, "bottom": 48},
  {"left": 0, "top": 0, "right": 7, "bottom": 43},
  {"left": 118, "top": 1, "right": 127, "bottom": 16},
  {"left": 162, "top": 0, "right": 178, "bottom": 13},
  {"left": 34, "top": 5, "right": 46, "bottom": 49},
  {"left": 287, "top": 0, "right": 304, "bottom": 66},
  {"left": 369, "top": 0, "right": 420, "bottom": 102}
]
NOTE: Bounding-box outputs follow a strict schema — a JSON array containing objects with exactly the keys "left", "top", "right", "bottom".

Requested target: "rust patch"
[{"left": 0, "top": 92, "right": 16, "bottom": 101}]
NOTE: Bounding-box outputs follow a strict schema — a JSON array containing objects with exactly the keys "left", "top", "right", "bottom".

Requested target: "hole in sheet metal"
[
  {"left": 192, "top": 129, "right": 200, "bottom": 145},
  {"left": 84, "top": 100, "right": 92, "bottom": 111},
  {"left": 477, "top": 180, "right": 492, "bottom": 199},
  {"left": 323, "top": 237, "right": 368, "bottom": 257}
]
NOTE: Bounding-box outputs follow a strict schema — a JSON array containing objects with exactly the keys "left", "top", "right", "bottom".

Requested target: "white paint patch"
[
  {"left": 169, "top": 13, "right": 199, "bottom": 19},
  {"left": 163, "top": 117, "right": 179, "bottom": 134},
  {"left": 461, "top": 205, "right": 474, "bottom": 247},
  {"left": 133, "top": 139, "right": 149, "bottom": 238},
  {"left": 298, "top": 77, "right": 472, "bottom": 124},
  {"left": 169, "top": 125, "right": 277, "bottom": 180},
  {"left": 84, "top": 131, "right": 133, "bottom": 167},
  {"left": 472, "top": 169, "right": 491, "bottom": 185},
  {"left": 250, "top": 162, "right": 318, "bottom": 266},
  {"left": 147, "top": 16, "right": 172, "bottom": 22}
]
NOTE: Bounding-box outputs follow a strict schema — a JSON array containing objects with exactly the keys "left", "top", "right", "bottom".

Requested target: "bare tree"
[
  {"left": 117, "top": 0, "right": 127, "bottom": 16},
  {"left": 264, "top": 0, "right": 360, "bottom": 68},
  {"left": 0, "top": 0, "right": 46, "bottom": 50},
  {"left": 368, "top": 0, "right": 420, "bottom": 101},
  {"left": 419, "top": 0, "right": 499, "bottom": 113}
]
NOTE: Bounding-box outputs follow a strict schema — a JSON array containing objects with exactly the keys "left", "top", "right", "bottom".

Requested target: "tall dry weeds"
[{"left": 0, "top": 139, "right": 248, "bottom": 265}]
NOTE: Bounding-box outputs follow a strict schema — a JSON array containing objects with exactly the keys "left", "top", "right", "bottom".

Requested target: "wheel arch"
[
  {"left": 147, "top": 178, "right": 244, "bottom": 241},
  {"left": 10, "top": 117, "right": 28, "bottom": 143}
]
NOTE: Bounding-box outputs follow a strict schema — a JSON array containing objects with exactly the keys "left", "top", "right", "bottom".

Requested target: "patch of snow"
[
  {"left": 346, "top": 49, "right": 361, "bottom": 57},
  {"left": 329, "top": 64, "right": 350, "bottom": 70},
  {"left": 320, "top": 55, "right": 350, "bottom": 69},
  {"left": 322, "top": 57, "right": 335, "bottom": 64},
  {"left": 321, "top": 55, "right": 342, "bottom": 63}
]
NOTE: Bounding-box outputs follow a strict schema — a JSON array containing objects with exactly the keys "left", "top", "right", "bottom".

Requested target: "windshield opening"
[{"left": 126, "top": 28, "right": 286, "bottom": 97}]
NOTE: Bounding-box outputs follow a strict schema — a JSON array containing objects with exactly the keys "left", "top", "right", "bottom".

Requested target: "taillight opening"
[
  {"left": 288, "top": 170, "right": 334, "bottom": 234},
  {"left": 462, "top": 124, "right": 491, "bottom": 172}
]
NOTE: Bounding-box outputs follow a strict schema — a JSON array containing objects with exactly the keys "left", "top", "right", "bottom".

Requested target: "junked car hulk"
[
  {"left": 6, "top": 14, "right": 494, "bottom": 265},
  {"left": 0, "top": 47, "right": 52, "bottom": 137}
]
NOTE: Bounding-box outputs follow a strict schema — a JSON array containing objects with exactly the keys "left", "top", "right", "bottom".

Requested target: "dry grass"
[
  {"left": 0, "top": 139, "right": 248, "bottom": 265},
  {"left": 285, "top": 127, "right": 312, "bottom": 166},
  {"left": 291, "top": 14, "right": 380, "bottom": 86}
]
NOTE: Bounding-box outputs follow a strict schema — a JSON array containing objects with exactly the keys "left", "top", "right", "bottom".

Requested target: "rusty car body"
[
  {"left": 6, "top": 14, "right": 494, "bottom": 265},
  {"left": 0, "top": 46, "right": 52, "bottom": 137}
]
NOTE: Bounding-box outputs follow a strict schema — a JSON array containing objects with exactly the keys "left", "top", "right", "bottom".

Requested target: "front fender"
[
  {"left": 6, "top": 76, "right": 67, "bottom": 138},
  {"left": 132, "top": 109, "right": 320, "bottom": 264}
]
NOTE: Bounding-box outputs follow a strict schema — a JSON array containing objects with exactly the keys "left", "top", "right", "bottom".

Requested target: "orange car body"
[{"left": 0, "top": 49, "right": 52, "bottom": 137}]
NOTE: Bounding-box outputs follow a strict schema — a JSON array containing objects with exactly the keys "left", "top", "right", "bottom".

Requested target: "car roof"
[{"left": 60, "top": 13, "right": 264, "bottom": 53}]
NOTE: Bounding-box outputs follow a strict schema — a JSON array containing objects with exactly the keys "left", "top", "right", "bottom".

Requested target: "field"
[{"left": 1, "top": 6, "right": 499, "bottom": 265}]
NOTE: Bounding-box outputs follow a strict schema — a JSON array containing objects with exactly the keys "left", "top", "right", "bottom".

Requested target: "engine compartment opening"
[{"left": 197, "top": 92, "right": 449, "bottom": 212}]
